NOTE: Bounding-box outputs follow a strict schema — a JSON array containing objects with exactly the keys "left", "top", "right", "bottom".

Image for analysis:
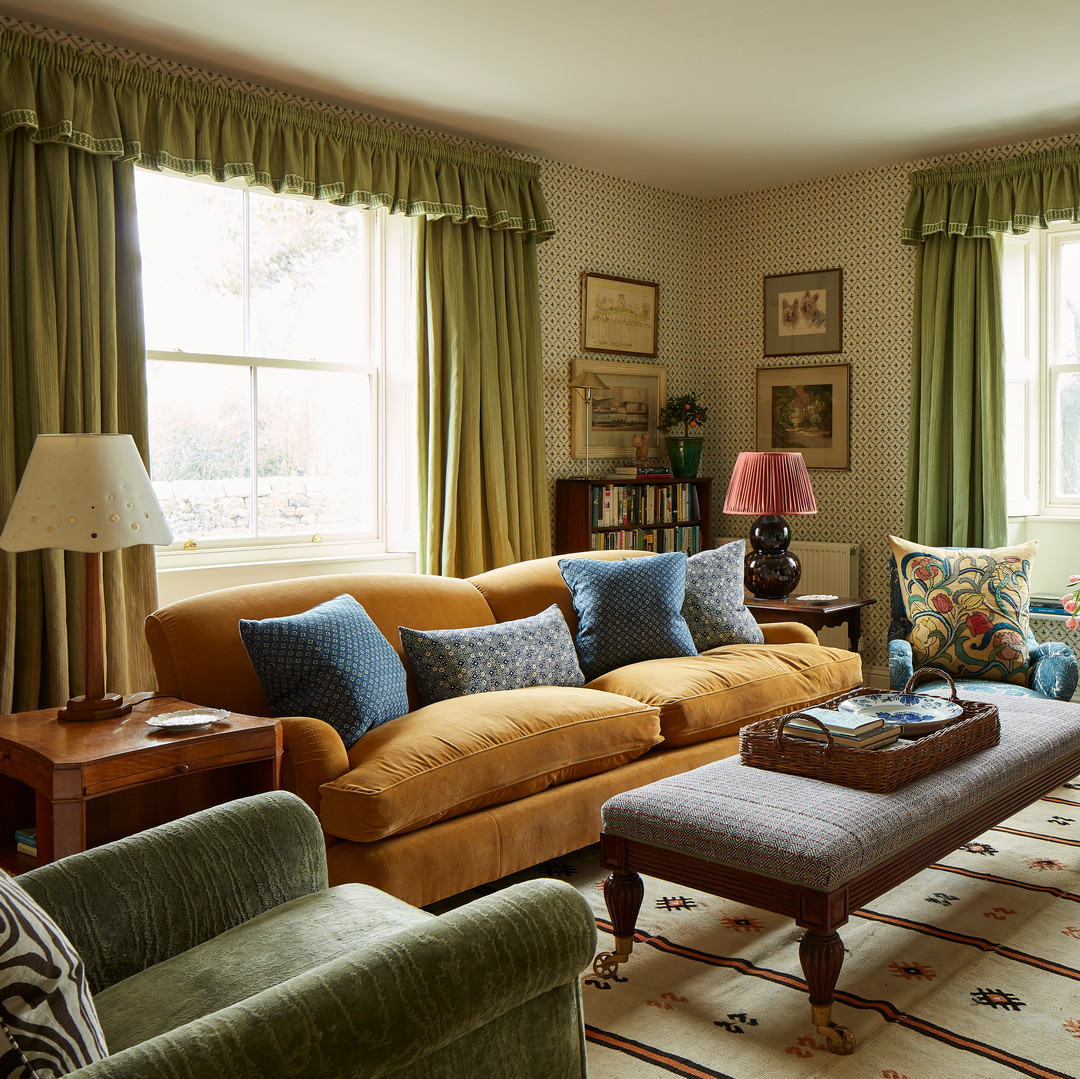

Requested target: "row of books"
[
  {"left": 784, "top": 707, "right": 900, "bottom": 750},
  {"left": 610, "top": 465, "right": 672, "bottom": 478},
  {"left": 591, "top": 483, "right": 701, "bottom": 528},
  {"left": 15, "top": 826, "right": 36, "bottom": 857},
  {"left": 590, "top": 526, "right": 702, "bottom": 555}
]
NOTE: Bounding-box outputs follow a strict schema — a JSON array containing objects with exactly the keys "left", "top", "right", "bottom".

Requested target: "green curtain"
[
  {"left": 902, "top": 146, "right": 1080, "bottom": 546},
  {"left": 0, "top": 138, "right": 156, "bottom": 713},
  {"left": 417, "top": 219, "right": 550, "bottom": 575}
]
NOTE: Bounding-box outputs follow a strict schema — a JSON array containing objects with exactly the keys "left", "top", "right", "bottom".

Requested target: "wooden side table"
[
  {"left": 744, "top": 595, "right": 876, "bottom": 653},
  {"left": 0, "top": 696, "right": 281, "bottom": 873}
]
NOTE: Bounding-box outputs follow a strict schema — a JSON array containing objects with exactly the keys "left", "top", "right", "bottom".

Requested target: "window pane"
[
  {"left": 247, "top": 193, "right": 369, "bottom": 363},
  {"left": 136, "top": 173, "right": 244, "bottom": 355},
  {"left": 1058, "top": 241, "right": 1080, "bottom": 364},
  {"left": 147, "top": 361, "right": 253, "bottom": 539},
  {"left": 1055, "top": 370, "right": 1080, "bottom": 498},
  {"left": 255, "top": 368, "right": 376, "bottom": 536},
  {"left": 1006, "top": 380, "right": 1030, "bottom": 502}
]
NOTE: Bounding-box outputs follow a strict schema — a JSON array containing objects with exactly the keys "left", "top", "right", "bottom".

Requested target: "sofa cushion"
[
  {"left": 888, "top": 536, "right": 1037, "bottom": 685},
  {"left": 239, "top": 594, "right": 409, "bottom": 748},
  {"left": 588, "top": 643, "right": 863, "bottom": 746},
  {"left": 558, "top": 552, "right": 697, "bottom": 680},
  {"left": 0, "top": 870, "right": 108, "bottom": 1075},
  {"left": 682, "top": 541, "right": 764, "bottom": 650},
  {"left": 94, "top": 883, "right": 430, "bottom": 1052},
  {"left": 318, "top": 687, "right": 663, "bottom": 842},
  {"left": 399, "top": 604, "right": 584, "bottom": 705}
]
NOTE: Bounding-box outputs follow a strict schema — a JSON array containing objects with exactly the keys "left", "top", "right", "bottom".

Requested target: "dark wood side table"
[
  {"left": 0, "top": 696, "right": 281, "bottom": 873},
  {"left": 743, "top": 595, "right": 876, "bottom": 652}
]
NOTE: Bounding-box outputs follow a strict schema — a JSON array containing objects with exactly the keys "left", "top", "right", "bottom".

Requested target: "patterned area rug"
[{"left": 453, "top": 773, "right": 1080, "bottom": 1078}]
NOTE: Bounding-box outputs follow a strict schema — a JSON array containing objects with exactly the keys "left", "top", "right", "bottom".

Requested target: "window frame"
[{"left": 137, "top": 170, "right": 417, "bottom": 569}]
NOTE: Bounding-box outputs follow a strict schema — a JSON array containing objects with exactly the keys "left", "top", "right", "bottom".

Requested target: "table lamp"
[
  {"left": 0, "top": 434, "right": 173, "bottom": 720},
  {"left": 722, "top": 451, "right": 817, "bottom": 599},
  {"left": 570, "top": 370, "right": 609, "bottom": 479}
]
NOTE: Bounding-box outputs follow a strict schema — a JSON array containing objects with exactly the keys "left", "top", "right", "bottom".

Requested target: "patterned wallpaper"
[{"left": 7, "top": 14, "right": 1080, "bottom": 674}]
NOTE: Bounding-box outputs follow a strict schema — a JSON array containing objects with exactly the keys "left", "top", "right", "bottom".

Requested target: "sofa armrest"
[
  {"left": 19, "top": 792, "right": 327, "bottom": 993},
  {"left": 759, "top": 621, "right": 819, "bottom": 645},
  {"left": 72, "top": 879, "right": 595, "bottom": 1079},
  {"left": 1030, "top": 641, "right": 1079, "bottom": 701},
  {"left": 279, "top": 715, "right": 351, "bottom": 821},
  {"left": 888, "top": 638, "right": 914, "bottom": 689}
]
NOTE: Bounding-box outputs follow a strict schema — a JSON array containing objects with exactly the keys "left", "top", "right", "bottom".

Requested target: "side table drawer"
[{"left": 81, "top": 728, "right": 279, "bottom": 796}]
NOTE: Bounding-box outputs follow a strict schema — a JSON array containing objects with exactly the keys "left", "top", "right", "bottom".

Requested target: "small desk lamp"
[
  {"left": 722, "top": 451, "right": 817, "bottom": 599},
  {"left": 570, "top": 370, "right": 609, "bottom": 479},
  {"left": 0, "top": 434, "right": 173, "bottom": 720}
]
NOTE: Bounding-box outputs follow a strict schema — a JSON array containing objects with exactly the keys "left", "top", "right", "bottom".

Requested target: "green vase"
[{"left": 664, "top": 436, "right": 705, "bottom": 478}]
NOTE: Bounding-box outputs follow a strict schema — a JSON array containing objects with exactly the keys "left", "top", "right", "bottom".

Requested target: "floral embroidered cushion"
[{"left": 888, "top": 536, "right": 1038, "bottom": 685}]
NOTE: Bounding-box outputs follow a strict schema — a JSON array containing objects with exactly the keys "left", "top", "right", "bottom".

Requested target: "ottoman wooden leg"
[
  {"left": 799, "top": 928, "right": 855, "bottom": 1054},
  {"left": 593, "top": 870, "right": 644, "bottom": 978}
]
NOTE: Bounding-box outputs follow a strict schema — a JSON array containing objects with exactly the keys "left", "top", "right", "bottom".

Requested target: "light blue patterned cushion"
[
  {"left": 558, "top": 552, "right": 698, "bottom": 681},
  {"left": 682, "top": 541, "right": 764, "bottom": 650},
  {"left": 398, "top": 604, "right": 585, "bottom": 705},
  {"left": 239, "top": 594, "right": 409, "bottom": 748}
]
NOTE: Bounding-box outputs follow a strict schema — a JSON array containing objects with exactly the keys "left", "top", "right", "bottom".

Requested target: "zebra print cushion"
[{"left": 0, "top": 870, "right": 107, "bottom": 1076}]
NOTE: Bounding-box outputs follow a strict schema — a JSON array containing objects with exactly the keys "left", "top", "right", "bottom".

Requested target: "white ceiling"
[{"left": 6, "top": 0, "right": 1080, "bottom": 197}]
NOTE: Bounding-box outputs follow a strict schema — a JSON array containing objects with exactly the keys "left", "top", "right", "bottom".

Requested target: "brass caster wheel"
[
  {"left": 592, "top": 952, "right": 621, "bottom": 979},
  {"left": 817, "top": 1022, "right": 856, "bottom": 1055}
]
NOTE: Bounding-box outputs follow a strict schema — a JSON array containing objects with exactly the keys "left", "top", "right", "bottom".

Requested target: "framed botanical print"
[
  {"left": 755, "top": 362, "right": 850, "bottom": 470},
  {"left": 580, "top": 273, "right": 659, "bottom": 357},
  {"left": 763, "top": 268, "right": 843, "bottom": 357}
]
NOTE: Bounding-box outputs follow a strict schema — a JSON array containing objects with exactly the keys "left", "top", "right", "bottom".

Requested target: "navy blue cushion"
[
  {"left": 682, "top": 541, "right": 764, "bottom": 650},
  {"left": 238, "top": 594, "right": 409, "bottom": 748},
  {"left": 558, "top": 552, "right": 698, "bottom": 680},
  {"left": 399, "top": 604, "right": 584, "bottom": 705}
]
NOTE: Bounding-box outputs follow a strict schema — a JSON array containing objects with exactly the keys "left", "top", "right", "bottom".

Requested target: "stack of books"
[
  {"left": 15, "top": 826, "right": 36, "bottom": 858},
  {"left": 610, "top": 464, "right": 673, "bottom": 478},
  {"left": 784, "top": 707, "right": 900, "bottom": 750}
]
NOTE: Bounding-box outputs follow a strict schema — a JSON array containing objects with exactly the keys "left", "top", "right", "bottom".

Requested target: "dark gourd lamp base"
[{"left": 744, "top": 513, "right": 802, "bottom": 599}]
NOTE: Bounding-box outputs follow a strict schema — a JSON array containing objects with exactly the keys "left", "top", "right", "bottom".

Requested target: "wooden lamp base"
[{"left": 57, "top": 693, "right": 132, "bottom": 722}]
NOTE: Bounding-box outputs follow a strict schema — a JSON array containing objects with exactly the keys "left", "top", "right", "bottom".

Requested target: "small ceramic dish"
[
  {"left": 796, "top": 594, "right": 839, "bottom": 604},
  {"left": 146, "top": 707, "right": 228, "bottom": 733},
  {"left": 838, "top": 692, "right": 964, "bottom": 736}
]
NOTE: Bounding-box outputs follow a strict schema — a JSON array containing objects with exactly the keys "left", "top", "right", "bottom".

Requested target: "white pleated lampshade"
[
  {"left": 0, "top": 434, "right": 173, "bottom": 553},
  {"left": 722, "top": 451, "right": 817, "bottom": 516}
]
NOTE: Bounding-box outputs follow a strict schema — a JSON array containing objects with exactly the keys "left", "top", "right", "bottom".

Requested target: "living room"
[{"left": 2, "top": 4, "right": 1080, "bottom": 1078}]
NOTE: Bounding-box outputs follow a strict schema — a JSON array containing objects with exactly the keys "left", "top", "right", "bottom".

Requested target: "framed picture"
[
  {"left": 580, "top": 272, "right": 659, "bottom": 357},
  {"left": 755, "top": 363, "right": 850, "bottom": 470},
  {"left": 763, "top": 268, "right": 843, "bottom": 357},
  {"left": 571, "top": 358, "right": 667, "bottom": 459}
]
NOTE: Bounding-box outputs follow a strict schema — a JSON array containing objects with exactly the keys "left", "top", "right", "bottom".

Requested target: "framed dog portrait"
[{"left": 763, "top": 268, "right": 843, "bottom": 357}]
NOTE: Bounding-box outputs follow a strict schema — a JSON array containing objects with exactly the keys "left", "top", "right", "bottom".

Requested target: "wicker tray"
[{"left": 739, "top": 669, "right": 1001, "bottom": 793}]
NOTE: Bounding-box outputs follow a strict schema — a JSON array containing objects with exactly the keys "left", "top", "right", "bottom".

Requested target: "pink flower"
[
  {"left": 1069, "top": 575, "right": 1080, "bottom": 584},
  {"left": 1064, "top": 596, "right": 1077, "bottom": 614},
  {"left": 1067, "top": 616, "right": 1080, "bottom": 631}
]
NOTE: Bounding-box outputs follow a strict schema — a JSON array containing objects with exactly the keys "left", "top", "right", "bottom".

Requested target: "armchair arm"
[
  {"left": 888, "top": 638, "right": 914, "bottom": 690},
  {"left": 19, "top": 791, "right": 327, "bottom": 993},
  {"left": 1030, "top": 641, "right": 1079, "bottom": 701},
  {"left": 760, "top": 621, "right": 819, "bottom": 645},
  {"left": 72, "top": 879, "right": 596, "bottom": 1079}
]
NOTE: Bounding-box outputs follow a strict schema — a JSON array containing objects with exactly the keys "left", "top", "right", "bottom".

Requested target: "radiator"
[{"left": 718, "top": 538, "right": 861, "bottom": 649}]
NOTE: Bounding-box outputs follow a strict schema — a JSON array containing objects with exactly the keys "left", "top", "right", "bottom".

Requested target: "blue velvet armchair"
[{"left": 887, "top": 554, "right": 1078, "bottom": 701}]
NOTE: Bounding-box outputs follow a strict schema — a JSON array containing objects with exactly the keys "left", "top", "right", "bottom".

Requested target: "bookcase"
[{"left": 554, "top": 477, "right": 713, "bottom": 555}]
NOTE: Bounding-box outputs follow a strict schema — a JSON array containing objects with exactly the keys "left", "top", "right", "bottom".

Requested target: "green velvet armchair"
[{"left": 17, "top": 791, "right": 596, "bottom": 1079}]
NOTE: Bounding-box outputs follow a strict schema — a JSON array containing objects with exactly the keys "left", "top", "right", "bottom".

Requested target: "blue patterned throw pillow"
[
  {"left": 682, "top": 541, "right": 765, "bottom": 650},
  {"left": 558, "top": 552, "right": 698, "bottom": 681},
  {"left": 399, "top": 604, "right": 584, "bottom": 705},
  {"left": 239, "top": 594, "right": 409, "bottom": 748}
]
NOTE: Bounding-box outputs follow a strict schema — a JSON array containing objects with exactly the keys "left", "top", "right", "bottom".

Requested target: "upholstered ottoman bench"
[{"left": 593, "top": 691, "right": 1080, "bottom": 1054}]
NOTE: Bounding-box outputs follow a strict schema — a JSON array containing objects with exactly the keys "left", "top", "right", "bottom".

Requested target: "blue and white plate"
[{"left": 838, "top": 692, "right": 963, "bottom": 726}]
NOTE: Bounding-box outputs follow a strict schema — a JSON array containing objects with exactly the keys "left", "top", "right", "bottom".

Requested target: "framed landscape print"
[
  {"left": 763, "top": 268, "right": 843, "bottom": 357},
  {"left": 580, "top": 272, "right": 659, "bottom": 357},
  {"left": 755, "top": 362, "right": 850, "bottom": 469},
  {"left": 571, "top": 358, "right": 666, "bottom": 459}
]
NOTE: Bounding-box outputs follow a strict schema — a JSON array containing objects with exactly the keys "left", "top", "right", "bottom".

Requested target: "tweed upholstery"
[{"left": 601, "top": 691, "right": 1080, "bottom": 891}]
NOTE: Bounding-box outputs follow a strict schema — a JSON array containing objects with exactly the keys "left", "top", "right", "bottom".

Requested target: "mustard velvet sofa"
[{"left": 145, "top": 550, "right": 862, "bottom": 907}]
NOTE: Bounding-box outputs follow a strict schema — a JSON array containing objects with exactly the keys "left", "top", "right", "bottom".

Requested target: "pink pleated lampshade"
[{"left": 722, "top": 451, "right": 817, "bottom": 516}]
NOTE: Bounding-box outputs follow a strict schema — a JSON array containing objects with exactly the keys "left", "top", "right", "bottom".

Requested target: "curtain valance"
[
  {"left": 0, "top": 27, "right": 554, "bottom": 240},
  {"left": 903, "top": 146, "right": 1080, "bottom": 245}
]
